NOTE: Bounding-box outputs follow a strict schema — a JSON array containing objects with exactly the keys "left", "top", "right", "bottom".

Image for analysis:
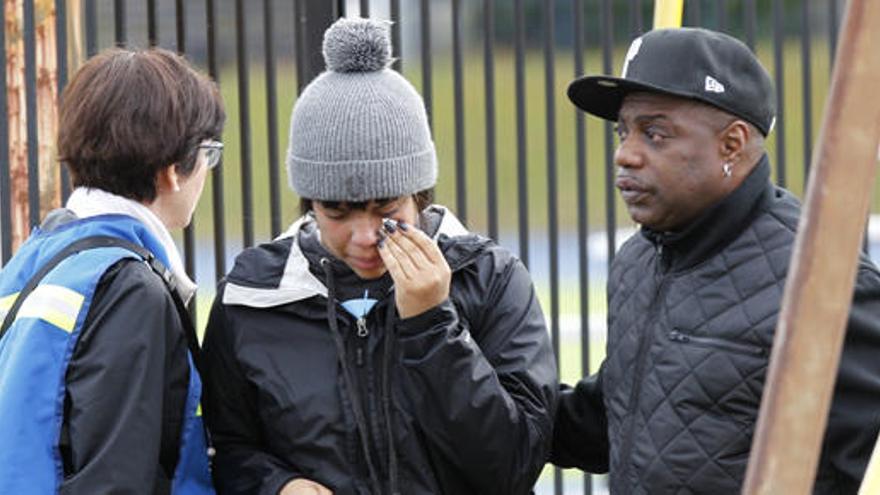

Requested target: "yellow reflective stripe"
[
  {"left": 196, "top": 403, "right": 202, "bottom": 417},
  {"left": 0, "top": 292, "right": 18, "bottom": 322},
  {"left": 17, "top": 284, "right": 85, "bottom": 333}
]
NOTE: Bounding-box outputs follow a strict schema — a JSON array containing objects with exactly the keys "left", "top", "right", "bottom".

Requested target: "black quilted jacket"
[{"left": 553, "top": 156, "right": 880, "bottom": 494}]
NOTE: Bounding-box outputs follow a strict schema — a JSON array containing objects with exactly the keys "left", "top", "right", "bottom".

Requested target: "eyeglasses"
[{"left": 198, "top": 140, "right": 224, "bottom": 170}]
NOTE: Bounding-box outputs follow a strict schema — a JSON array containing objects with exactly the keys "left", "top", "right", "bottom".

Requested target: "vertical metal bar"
[
  {"left": 573, "top": 0, "right": 591, "bottom": 492},
  {"left": 235, "top": 0, "right": 254, "bottom": 248},
  {"left": 420, "top": 0, "right": 432, "bottom": 127},
  {"left": 829, "top": 0, "right": 839, "bottom": 69},
  {"left": 206, "top": 0, "right": 226, "bottom": 281},
  {"left": 265, "top": 0, "right": 281, "bottom": 238},
  {"left": 85, "top": 0, "right": 97, "bottom": 56},
  {"left": 24, "top": 0, "right": 40, "bottom": 228},
  {"left": 296, "top": 0, "right": 338, "bottom": 92},
  {"left": 514, "top": 0, "right": 528, "bottom": 267},
  {"left": 176, "top": 0, "right": 186, "bottom": 53},
  {"left": 56, "top": 0, "right": 70, "bottom": 202},
  {"left": 483, "top": 0, "right": 498, "bottom": 240},
  {"left": 629, "top": 0, "right": 643, "bottom": 36},
  {"left": 602, "top": 0, "right": 616, "bottom": 263},
  {"left": 801, "top": 0, "right": 812, "bottom": 178},
  {"left": 0, "top": 0, "right": 10, "bottom": 263},
  {"left": 717, "top": 0, "right": 727, "bottom": 31},
  {"left": 390, "top": 0, "right": 401, "bottom": 72},
  {"left": 360, "top": 0, "right": 369, "bottom": 17},
  {"left": 544, "top": 1, "right": 561, "bottom": 493},
  {"left": 772, "top": 0, "right": 786, "bottom": 187},
  {"left": 114, "top": 0, "right": 126, "bottom": 46},
  {"left": 744, "top": 0, "right": 757, "bottom": 52},
  {"left": 147, "top": 0, "right": 158, "bottom": 46},
  {"left": 177, "top": 0, "right": 196, "bottom": 321},
  {"left": 452, "top": 0, "right": 466, "bottom": 223},
  {"left": 294, "top": 0, "right": 305, "bottom": 93},
  {"left": 687, "top": 0, "right": 701, "bottom": 27}
]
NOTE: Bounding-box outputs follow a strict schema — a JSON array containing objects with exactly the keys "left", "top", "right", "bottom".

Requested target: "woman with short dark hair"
[
  {"left": 202, "top": 18, "right": 557, "bottom": 495},
  {"left": 0, "top": 47, "right": 224, "bottom": 495}
]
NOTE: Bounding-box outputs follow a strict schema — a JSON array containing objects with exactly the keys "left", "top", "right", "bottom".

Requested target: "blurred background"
[{"left": 2, "top": 1, "right": 878, "bottom": 493}]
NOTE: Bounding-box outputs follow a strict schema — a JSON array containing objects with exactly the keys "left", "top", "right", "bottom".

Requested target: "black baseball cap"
[{"left": 568, "top": 27, "right": 776, "bottom": 136}]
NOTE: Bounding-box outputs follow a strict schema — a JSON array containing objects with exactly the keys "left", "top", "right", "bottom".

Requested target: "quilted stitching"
[{"left": 603, "top": 194, "right": 800, "bottom": 493}]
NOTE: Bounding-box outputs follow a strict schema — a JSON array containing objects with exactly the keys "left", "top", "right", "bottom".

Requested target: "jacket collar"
[
  {"left": 222, "top": 205, "right": 469, "bottom": 308},
  {"left": 640, "top": 154, "right": 772, "bottom": 271},
  {"left": 66, "top": 187, "right": 198, "bottom": 302}
]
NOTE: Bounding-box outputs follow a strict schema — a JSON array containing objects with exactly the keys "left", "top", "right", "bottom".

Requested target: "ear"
[
  {"left": 718, "top": 120, "right": 751, "bottom": 165},
  {"left": 155, "top": 164, "right": 182, "bottom": 194}
]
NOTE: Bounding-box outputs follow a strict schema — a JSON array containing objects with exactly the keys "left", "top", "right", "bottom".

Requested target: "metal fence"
[{"left": 0, "top": 1, "right": 866, "bottom": 493}]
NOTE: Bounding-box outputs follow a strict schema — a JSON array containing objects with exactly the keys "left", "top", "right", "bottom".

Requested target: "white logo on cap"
[
  {"left": 621, "top": 37, "right": 643, "bottom": 78},
  {"left": 705, "top": 75, "right": 725, "bottom": 93}
]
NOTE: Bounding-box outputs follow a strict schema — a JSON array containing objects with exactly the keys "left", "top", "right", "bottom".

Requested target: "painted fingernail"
[
  {"left": 382, "top": 218, "right": 397, "bottom": 234},
  {"left": 398, "top": 221, "right": 409, "bottom": 231},
  {"left": 377, "top": 238, "right": 385, "bottom": 249}
]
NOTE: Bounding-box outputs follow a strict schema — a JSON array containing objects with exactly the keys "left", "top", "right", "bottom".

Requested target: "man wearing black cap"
[{"left": 551, "top": 27, "right": 880, "bottom": 493}]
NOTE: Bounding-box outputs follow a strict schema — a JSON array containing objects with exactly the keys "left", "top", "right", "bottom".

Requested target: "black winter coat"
[
  {"left": 202, "top": 208, "right": 558, "bottom": 495},
  {"left": 35, "top": 210, "right": 191, "bottom": 495},
  {"left": 552, "top": 156, "right": 880, "bottom": 494}
]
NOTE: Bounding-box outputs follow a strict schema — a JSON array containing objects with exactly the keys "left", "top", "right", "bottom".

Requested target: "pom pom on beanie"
[{"left": 323, "top": 18, "right": 392, "bottom": 73}]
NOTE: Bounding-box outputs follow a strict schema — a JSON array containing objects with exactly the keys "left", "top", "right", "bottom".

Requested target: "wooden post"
[{"left": 742, "top": 1, "right": 880, "bottom": 494}]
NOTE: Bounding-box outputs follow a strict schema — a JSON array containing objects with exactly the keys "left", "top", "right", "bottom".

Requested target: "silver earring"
[{"left": 722, "top": 162, "right": 733, "bottom": 178}]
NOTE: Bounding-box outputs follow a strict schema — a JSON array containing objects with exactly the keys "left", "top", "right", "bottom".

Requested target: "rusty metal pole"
[
  {"left": 742, "top": 1, "right": 880, "bottom": 494},
  {"left": 35, "top": 0, "right": 61, "bottom": 217},
  {"left": 6, "top": 0, "right": 29, "bottom": 251},
  {"left": 3, "top": 0, "right": 61, "bottom": 255}
]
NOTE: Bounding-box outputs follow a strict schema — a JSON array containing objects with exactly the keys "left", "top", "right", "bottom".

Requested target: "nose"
[
  {"left": 350, "top": 214, "right": 381, "bottom": 248},
  {"left": 614, "top": 134, "right": 644, "bottom": 170}
]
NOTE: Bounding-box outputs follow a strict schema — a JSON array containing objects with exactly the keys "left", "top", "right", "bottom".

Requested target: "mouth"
[
  {"left": 348, "top": 256, "right": 383, "bottom": 271},
  {"left": 615, "top": 176, "right": 649, "bottom": 203}
]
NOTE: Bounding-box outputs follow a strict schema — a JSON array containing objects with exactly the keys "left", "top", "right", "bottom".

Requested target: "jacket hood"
[{"left": 222, "top": 206, "right": 472, "bottom": 308}]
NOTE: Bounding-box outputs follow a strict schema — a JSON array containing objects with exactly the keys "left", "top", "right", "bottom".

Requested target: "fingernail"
[
  {"left": 398, "top": 221, "right": 409, "bottom": 231},
  {"left": 382, "top": 218, "right": 397, "bottom": 234},
  {"left": 377, "top": 238, "right": 385, "bottom": 249}
]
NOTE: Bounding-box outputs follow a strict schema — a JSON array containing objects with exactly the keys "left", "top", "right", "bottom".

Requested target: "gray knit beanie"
[{"left": 286, "top": 17, "right": 437, "bottom": 202}]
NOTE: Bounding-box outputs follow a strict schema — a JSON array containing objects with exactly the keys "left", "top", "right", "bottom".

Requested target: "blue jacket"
[{"left": 0, "top": 213, "right": 213, "bottom": 494}]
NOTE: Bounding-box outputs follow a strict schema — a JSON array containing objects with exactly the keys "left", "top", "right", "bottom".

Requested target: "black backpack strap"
[{"left": 0, "top": 235, "right": 203, "bottom": 373}]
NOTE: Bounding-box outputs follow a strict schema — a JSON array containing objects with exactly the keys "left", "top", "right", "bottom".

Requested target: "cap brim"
[{"left": 567, "top": 75, "right": 681, "bottom": 122}]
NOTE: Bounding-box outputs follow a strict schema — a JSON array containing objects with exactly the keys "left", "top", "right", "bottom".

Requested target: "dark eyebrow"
[
  {"left": 633, "top": 114, "right": 671, "bottom": 125},
  {"left": 616, "top": 113, "right": 671, "bottom": 128}
]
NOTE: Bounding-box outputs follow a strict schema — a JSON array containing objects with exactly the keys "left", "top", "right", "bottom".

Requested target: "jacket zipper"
[
  {"left": 356, "top": 316, "right": 368, "bottom": 367},
  {"left": 353, "top": 309, "right": 393, "bottom": 490},
  {"left": 617, "top": 245, "right": 668, "bottom": 491},
  {"left": 668, "top": 329, "right": 766, "bottom": 357}
]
